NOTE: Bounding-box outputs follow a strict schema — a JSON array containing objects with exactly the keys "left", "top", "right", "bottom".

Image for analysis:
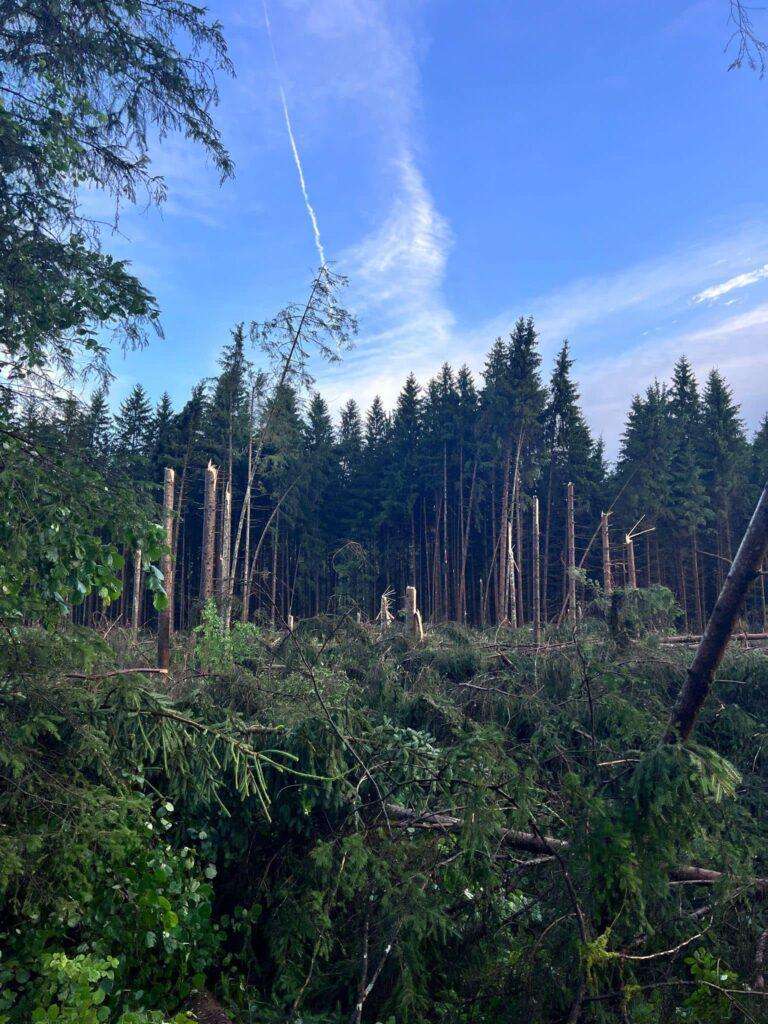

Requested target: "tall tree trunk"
[
  {"left": 458, "top": 460, "right": 478, "bottom": 624},
  {"left": 515, "top": 481, "right": 524, "bottom": 626},
  {"left": 157, "top": 467, "right": 175, "bottom": 671},
  {"left": 566, "top": 481, "right": 576, "bottom": 621},
  {"left": 507, "top": 519, "right": 517, "bottom": 627},
  {"left": 200, "top": 462, "right": 218, "bottom": 610},
  {"left": 542, "top": 461, "right": 555, "bottom": 622},
  {"left": 497, "top": 447, "right": 512, "bottom": 623},
  {"left": 443, "top": 444, "right": 450, "bottom": 619},
  {"left": 532, "top": 496, "right": 541, "bottom": 645},
  {"left": 132, "top": 549, "right": 142, "bottom": 642},
  {"left": 241, "top": 389, "right": 255, "bottom": 622},
  {"left": 625, "top": 534, "right": 637, "bottom": 590},
  {"left": 270, "top": 519, "right": 279, "bottom": 630},
  {"left": 677, "top": 547, "right": 689, "bottom": 634},
  {"left": 691, "top": 525, "right": 704, "bottom": 633},
  {"left": 600, "top": 513, "right": 612, "bottom": 594}
]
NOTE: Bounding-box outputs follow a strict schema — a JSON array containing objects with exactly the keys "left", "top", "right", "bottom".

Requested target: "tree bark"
[
  {"left": 532, "top": 496, "right": 541, "bottom": 645},
  {"left": 601, "top": 513, "right": 612, "bottom": 594},
  {"left": 664, "top": 481, "right": 768, "bottom": 743},
  {"left": 157, "top": 468, "right": 175, "bottom": 671},
  {"left": 200, "top": 462, "right": 218, "bottom": 609},
  {"left": 132, "top": 548, "right": 142, "bottom": 642},
  {"left": 566, "top": 482, "right": 576, "bottom": 622},
  {"left": 219, "top": 477, "right": 232, "bottom": 624},
  {"left": 625, "top": 534, "right": 637, "bottom": 590}
]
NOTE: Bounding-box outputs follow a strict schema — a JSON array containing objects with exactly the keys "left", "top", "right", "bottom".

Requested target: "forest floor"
[{"left": 3, "top": 595, "right": 768, "bottom": 1022}]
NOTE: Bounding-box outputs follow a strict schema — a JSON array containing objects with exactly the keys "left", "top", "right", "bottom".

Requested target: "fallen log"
[
  {"left": 660, "top": 632, "right": 768, "bottom": 645},
  {"left": 385, "top": 804, "right": 768, "bottom": 893}
]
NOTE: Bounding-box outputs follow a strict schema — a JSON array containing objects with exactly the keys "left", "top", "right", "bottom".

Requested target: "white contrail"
[{"left": 261, "top": 0, "right": 326, "bottom": 267}]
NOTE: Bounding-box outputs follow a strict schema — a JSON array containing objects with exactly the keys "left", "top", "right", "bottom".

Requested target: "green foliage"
[
  {"left": 4, "top": 614, "right": 768, "bottom": 1021},
  {"left": 0, "top": 433, "right": 168, "bottom": 624}
]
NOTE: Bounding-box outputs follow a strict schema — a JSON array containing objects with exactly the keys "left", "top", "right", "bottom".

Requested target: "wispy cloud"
[
  {"left": 269, "top": 0, "right": 456, "bottom": 409},
  {"left": 693, "top": 263, "right": 768, "bottom": 303}
]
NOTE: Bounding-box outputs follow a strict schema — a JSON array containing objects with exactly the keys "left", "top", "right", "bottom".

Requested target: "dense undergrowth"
[{"left": 2, "top": 592, "right": 768, "bottom": 1022}]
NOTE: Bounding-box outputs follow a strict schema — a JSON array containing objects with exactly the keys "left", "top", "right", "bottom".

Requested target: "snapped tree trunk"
[
  {"left": 200, "top": 462, "right": 218, "bottom": 609},
  {"left": 601, "top": 513, "right": 612, "bottom": 594},
  {"left": 132, "top": 548, "right": 142, "bottom": 642},
  {"left": 157, "top": 468, "right": 175, "bottom": 671}
]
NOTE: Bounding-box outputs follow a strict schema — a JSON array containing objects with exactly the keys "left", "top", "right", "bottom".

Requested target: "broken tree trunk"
[
  {"left": 379, "top": 592, "right": 394, "bottom": 636},
  {"left": 219, "top": 477, "right": 232, "bottom": 624},
  {"left": 157, "top": 467, "right": 175, "bottom": 671},
  {"left": 507, "top": 519, "right": 517, "bottom": 628},
  {"left": 664, "top": 480, "right": 768, "bottom": 743},
  {"left": 132, "top": 549, "right": 142, "bottom": 642},
  {"left": 601, "top": 512, "right": 612, "bottom": 594},
  {"left": 384, "top": 804, "right": 768, "bottom": 892},
  {"left": 200, "top": 462, "right": 218, "bottom": 608},
  {"left": 532, "top": 496, "right": 541, "bottom": 645},
  {"left": 405, "top": 585, "right": 425, "bottom": 641},
  {"left": 625, "top": 533, "right": 637, "bottom": 589},
  {"left": 566, "top": 482, "right": 576, "bottom": 622}
]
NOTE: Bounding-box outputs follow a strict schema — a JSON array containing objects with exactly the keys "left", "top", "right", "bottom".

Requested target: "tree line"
[{"left": 10, "top": 312, "right": 767, "bottom": 634}]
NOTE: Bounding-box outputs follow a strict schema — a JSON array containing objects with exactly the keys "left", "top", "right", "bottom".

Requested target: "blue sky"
[{"left": 102, "top": 0, "right": 768, "bottom": 456}]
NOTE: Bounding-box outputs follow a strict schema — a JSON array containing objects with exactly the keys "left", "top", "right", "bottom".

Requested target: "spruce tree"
[
  {"left": 152, "top": 392, "right": 176, "bottom": 477},
  {"left": 114, "top": 384, "right": 153, "bottom": 478},
  {"left": 700, "top": 370, "right": 749, "bottom": 564},
  {"left": 541, "top": 341, "right": 599, "bottom": 616},
  {"left": 84, "top": 385, "right": 113, "bottom": 462}
]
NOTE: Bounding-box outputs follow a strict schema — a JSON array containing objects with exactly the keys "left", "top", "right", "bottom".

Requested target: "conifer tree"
[
  {"left": 83, "top": 385, "right": 113, "bottom": 462},
  {"left": 667, "top": 357, "right": 709, "bottom": 628},
  {"left": 615, "top": 382, "right": 673, "bottom": 587},
  {"left": 152, "top": 392, "right": 176, "bottom": 477},
  {"left": 114, "top": 384, "right": 153, "bottom": 478},
  {"left": 700, "top": 369, "right": 749, "bottom": 558},
  {"left": 389, "top": 374, "right": 424, "bottom": 592},
  {"left": 303, "top": 393, "right": 339, "bottom": 611},
  {"left": 541, "top": 341, "right": 598, "bottom": 616},
  {"left": 337, "top": 400, "right": 365, "bottom": 540}
]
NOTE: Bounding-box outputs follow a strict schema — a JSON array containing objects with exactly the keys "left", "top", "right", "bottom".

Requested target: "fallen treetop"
[{"left": 384, "top": 804, "right": 768, "bottom": 894}]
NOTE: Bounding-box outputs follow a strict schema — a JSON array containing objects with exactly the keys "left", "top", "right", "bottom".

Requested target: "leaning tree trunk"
[{"left": 665, "top": 480, "right": 768, "bottom": 743}]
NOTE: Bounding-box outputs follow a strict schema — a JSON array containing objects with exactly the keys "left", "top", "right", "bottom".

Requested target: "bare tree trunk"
[
  {"left": 405, "top": 585, "right": 424, "bottom": 641},
  {"left": 157, "top": 468, "right": 175, "bottom": 671},
  {"left": 691, "top": 525, "right": 704, "bottom": 633},
  {"left": 677, "top": 547, "right": 689, "bottom": 634},
  {"left": 760, "top": 558, "right": 767, "bottom": 632},
  {"left": 497, "top": 449, "right": 512, "bottom": 623},
  {"left": 200, "top": 462, "right": 218, "bottom": 609},
  {"left": 431, "top": 496, "right": 443, "bottom": 621},
  {"left": 241, "top": 389, "right": 255, "bottom": 623},
  {"left": 458, "top": 460, "right": 478, "bottom": 624},
  {"left": 132, "top": 548, "right": 142, "bottom": 642},
  {"left": 600, "top": 513, "right": 612, "bottom": 594},
  {"left": 515, "top": 478, "right": 524, "bottom": 626},
  {"left": 507, "top": 519, "right": 517, "bottom": 627},
  {"left": 665, "top": 481, "right": 768, "bottom": 743},
  {"left": 532, "top": 496, "right": 541, "bottom": 645},
  {"left": 625, "top": 534, "right": 637, "bottom": 589},
  {"left": 566, "top": 481, "right": 576, "bottom": 622},
  {"left": 270, "top": 520, "right": 279, "bottom": 630},
  {"left": 219, "top": 477, "right": 232, "bottom": 624},
  {"left": 542, "top": 461, "right": 555, "bottom": 622},
  {"left": 443, "top": 443, "right": 450, "bottom": 618}
]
